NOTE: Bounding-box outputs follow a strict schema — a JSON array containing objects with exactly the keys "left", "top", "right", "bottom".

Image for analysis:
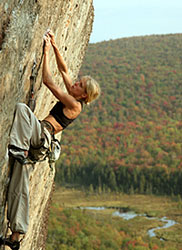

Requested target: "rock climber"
[{"left": 0, "top": 30, "right": 100, "bottom": 250}]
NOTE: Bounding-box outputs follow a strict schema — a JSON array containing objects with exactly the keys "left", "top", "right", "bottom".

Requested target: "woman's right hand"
[{"left": 48, "top": 30, "right": 56, "bottom": 46}]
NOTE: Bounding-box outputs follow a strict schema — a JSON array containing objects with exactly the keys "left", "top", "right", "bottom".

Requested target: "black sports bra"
[{"left": 50, "top": 101, "right": 82, "bottom": 129}]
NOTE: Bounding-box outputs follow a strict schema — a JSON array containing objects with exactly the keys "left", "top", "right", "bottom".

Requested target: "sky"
[{"left": 90, "top": 0, "right": 182, "bottom": 43}]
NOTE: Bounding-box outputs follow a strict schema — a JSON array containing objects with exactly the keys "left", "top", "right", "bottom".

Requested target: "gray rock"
[{"left": 0, "top": 0, "right": 94, "bottom": 249}]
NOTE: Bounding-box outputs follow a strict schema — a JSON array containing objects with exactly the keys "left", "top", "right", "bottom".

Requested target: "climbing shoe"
[
  {"left": 0, "top": 236, "right": 20, "bottom": 250},
  {"left": 9, "top": 148, "right": 28, "bottom": 165}
]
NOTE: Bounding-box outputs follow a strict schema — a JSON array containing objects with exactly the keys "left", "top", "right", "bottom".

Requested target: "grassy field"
[{"left": 46, "top": 186, "right": 182, "bottom": 250}]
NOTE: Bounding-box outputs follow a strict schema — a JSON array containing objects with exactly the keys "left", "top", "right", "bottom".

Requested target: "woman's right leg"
[{"left": 7, "top": 159, "right": 31, "bottom": 236}]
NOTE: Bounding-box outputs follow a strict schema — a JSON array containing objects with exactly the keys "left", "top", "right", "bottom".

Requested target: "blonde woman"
[
  {"left": 1, "top": 30, "right": 100, "bottom": 249},
  {"left": 42, "top": 30, "right": 100, "bottom": 135}
]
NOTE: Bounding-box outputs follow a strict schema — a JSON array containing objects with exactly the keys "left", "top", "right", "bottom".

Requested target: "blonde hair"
[{"left": 81, "top": 75, "right": 101, "bottom": 104}]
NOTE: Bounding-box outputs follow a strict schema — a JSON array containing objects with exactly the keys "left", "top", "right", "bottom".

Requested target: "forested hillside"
[{"left": 56, "top": 34, "right": 182, "bottom": 195}]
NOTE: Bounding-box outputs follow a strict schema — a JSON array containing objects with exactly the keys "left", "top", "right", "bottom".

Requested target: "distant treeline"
[{"left": 56, "top": 162, "right": 182, "bottom": 196}]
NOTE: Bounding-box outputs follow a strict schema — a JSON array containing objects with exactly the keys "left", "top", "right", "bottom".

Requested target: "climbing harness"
[
  {"left": 26, "top": 120, "right": 61, "bottom": 168},
  {"left": 27, "top": 136, "right": 61, "bottom": 168}
]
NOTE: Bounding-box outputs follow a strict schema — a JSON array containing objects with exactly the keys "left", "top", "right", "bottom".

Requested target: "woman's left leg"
[{"left": 9, "top": 103, "right": 42, "bottom": 151}]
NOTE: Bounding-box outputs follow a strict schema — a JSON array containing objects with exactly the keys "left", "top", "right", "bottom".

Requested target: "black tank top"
[{"left": 50, "top": 101, "right": 82, "bottom": 129}]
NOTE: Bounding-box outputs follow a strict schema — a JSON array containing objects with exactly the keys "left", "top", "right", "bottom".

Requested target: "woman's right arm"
[
  {"left": 48, "top": 31, "right": 73, "bottom": 94},
  {"left": 42, "top": 36, "right": 80, "bottom": 110}
]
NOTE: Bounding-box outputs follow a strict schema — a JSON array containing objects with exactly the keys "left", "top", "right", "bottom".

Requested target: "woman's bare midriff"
[
  {"left": 43, "top": 115, "right": 63, "bottom": 134},
  {"left": 44, "top": 104, "right": 82, "bottom": 134}
]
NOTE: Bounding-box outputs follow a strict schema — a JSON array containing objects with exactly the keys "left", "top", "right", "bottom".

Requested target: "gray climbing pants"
[
  {"left": 7, "top": 161, "right": 30, "bottom": 234},
  {"left": 7, "top": 103, "right": 51, "bottom": 234}
]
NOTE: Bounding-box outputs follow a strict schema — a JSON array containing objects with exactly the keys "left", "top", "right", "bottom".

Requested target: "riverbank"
[{"left": 46, "top": 187, "right": 182, "bottom": 249}]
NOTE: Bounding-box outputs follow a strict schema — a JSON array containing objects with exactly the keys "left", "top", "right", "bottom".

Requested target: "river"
[{"left": 79, "top": 206, "right": 177, "bottom": 239}]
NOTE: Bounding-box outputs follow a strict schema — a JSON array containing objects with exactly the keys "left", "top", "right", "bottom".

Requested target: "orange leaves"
[
  {"left": 177, "top": 121, "right": 182, "bottom": 128},
  {"left": 152, "top": 244, "right": 159, "bottom": 250},
  {"left": 140, "top": 74, "right": 145, "bottom": 82},
  {"left": 127, "top": 121, "right": 138, "bottom": 128},
  {"left": 125, "top": 239, "right": 149, "bottom": 249},
  {"left": 169, "top": 96, "right": 176, "bottom": 101}
]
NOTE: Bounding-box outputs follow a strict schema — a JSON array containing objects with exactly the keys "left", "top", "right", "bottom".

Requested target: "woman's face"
[{"left": 71, "top": 78, "right": 87, "bottom": 99}]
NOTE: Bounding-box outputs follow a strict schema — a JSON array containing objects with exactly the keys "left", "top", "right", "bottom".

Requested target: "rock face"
[{"left": 0, "top": 0, "right": 94, "bottom": 249}]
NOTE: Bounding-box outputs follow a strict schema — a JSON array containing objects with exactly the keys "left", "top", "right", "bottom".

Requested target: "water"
[
  {"left": 79, "top": 207, "right": 177, "bottom": 238},
  {"left": 147, "top": 216, "right": 177, "bottom": 238},
  {"left": 80, "top": 206, "right": 106, "bottom": 211},
  {"left": 112, "top": 211, "right": 138, "bottom": 220}
]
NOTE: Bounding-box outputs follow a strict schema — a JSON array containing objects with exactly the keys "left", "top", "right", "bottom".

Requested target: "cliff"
[{"left": 0, "top": 0, "right": 94, "bottom": 249}]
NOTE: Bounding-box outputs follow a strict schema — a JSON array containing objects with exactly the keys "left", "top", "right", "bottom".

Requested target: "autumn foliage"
[{"left": 56, "top": 34, "right": 182, "bottom": 195}]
